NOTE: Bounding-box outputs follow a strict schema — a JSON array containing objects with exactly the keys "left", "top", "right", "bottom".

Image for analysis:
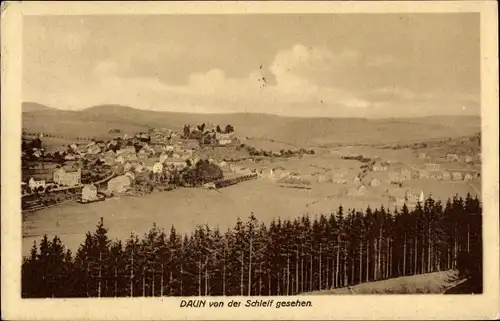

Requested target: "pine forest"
[{"left": 22, "top": 193, "right": 482, "bottom": 297}]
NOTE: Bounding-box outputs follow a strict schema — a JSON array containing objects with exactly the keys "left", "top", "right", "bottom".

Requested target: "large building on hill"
[
  {"left": 216, "top": 132, "right": 234, "bottom": 146},
  {"left": 53, "top": 167, "right": 81, "bottom": 186}
]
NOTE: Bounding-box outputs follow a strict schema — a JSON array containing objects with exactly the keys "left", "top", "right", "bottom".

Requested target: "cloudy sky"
[{"left": 23, "top": 14, "right": 480, "bottom": 117}]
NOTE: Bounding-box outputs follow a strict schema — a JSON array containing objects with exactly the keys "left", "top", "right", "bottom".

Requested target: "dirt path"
[{"left": 305, "top": 270, "right": 463, "bottom": 295}]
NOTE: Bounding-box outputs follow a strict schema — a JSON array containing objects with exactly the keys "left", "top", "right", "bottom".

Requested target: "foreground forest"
[{"left": 22, "top": 194, "right": 482, "bottom": 297}]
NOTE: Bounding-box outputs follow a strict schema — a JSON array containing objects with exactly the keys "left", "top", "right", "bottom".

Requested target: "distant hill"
[
  {"left": 22, "top": 102, "right": 58, "bottom": 113},
  {"left": 22, "top": 102, "right": 481, "bottom": 146},
  {"left": 22, "top": 103, "right": 293, "bottom": 140},
  {"left": 261, "top": 116, "right": 480, "bottom": 146}
]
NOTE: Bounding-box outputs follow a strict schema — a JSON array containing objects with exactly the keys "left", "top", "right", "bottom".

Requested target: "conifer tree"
[{"left": 21, "top": 193, "right": 483, "bottom": 297}]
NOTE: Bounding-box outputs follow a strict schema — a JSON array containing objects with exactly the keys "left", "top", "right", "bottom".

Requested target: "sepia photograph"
[{"left": 2, "top": 1, "right": 499, "bottom": 320}]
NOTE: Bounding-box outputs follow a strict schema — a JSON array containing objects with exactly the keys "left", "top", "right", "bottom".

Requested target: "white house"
[
  {"left": 317, "top": 174, "right": 328, "bottom": 183},
  {"left": 347, "top": 185, "right": 366, "bottom": 197},
  {"left": 418, "top": 169, "right": 430, "bottom": 179},
  {"left": 123, "top": 162, "right": 133, "bottom": 172},
  {"left": 87, "top": 145, "right": 101, "bottom": 155},
  {"left": 400, "top": 168, "right": 411, "bottom": 181},
  {"left": 28, "top": 177, "right": 46, "bottom": 190},
  {"left": 219, "top": 139, "right": 233, "bottom": 146},
  {"left": 405, "top": 189, "right": 425, "bottom": 203},
  {"left": 372, "top": 162, "right": 388, "bottom": 172},
  {"left": 115, "top": 155, "right": 126, "bottom": 164},
  {"left": 134, "top": 162, "right": 144, "bottom": 173},
  {"left": 369, "top": 177, "right": 381, "bottom": 187},
  {"left": 152, "top": 162, "right": 164, "bottom": 174},
  {"left": 389, "top": 171, "right": 401, "bottom": 183},
  {"left": 216, "top": 133, "right": 233, "bottom": 145},
  {"left": 257, "top": 168, "right": 271, "bottom": 179},
  {"left": 203, "top": 182, "right": 217, "bottom": 189},
  {"left": 126, "top": 154, "right": 138, "bottom": 162},
  {"left": 82, "top": 184, "right": 98, "bottom": 202},
  {"left": 32, "top": 150, "right": 43, "bottom": 158},
  {"left": 331, "top": 172, "right": 347, "bottom": 184},
  {"left": 417, "top": 152, "right": 427, "bottom": 159},
  {"left": 141, "top": 143, "right": 155, "bottom": 155},
  {"left": 425, "top": 163, "right": 440, "bottom": 172},
  {"left": 452, "top": 171, "right": 463, "bottom": 181},
  {"left": 272, "top": 168, "right": 290, "bottom": 181}
]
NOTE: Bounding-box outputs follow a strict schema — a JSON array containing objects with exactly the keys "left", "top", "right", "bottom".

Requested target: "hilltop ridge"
[{"left": 22, "top": 102, "right": 481, "bottom": 146}]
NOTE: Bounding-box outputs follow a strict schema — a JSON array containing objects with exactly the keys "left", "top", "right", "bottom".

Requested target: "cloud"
[
  {"left": 269, "top": 45, "right": 363, "bottom": 90},
  {"left": 25, "top": 44, "right": 478, "bottom": 117}
]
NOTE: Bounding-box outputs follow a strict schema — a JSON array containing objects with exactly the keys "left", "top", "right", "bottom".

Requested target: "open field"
[
  {"left": 22, "top": 180, "right": 309, "bottom": 256},
  {"left": 306, "top": 270, "right": 463, "bottom": 294},
  {"left": 22, "top": 175, "right": 479, "bottom": 257}
]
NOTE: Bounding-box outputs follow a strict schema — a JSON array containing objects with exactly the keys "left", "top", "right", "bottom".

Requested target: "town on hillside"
[{"left": 21, "top": 121, "right": 481, "bottom": 213}]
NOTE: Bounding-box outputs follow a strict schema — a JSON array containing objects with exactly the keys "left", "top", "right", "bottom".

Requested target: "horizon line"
[{"left": 22, "top": 101, "right": 481, "bottom": 119}]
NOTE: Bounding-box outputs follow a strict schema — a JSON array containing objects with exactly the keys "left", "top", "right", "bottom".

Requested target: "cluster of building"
[
  {"left": 22, "top": 124, "right": 242, "bottom": 200},
  {"left": 24, "top": 166, "right": 82, "bottom": 192},
  {"left": 384, "top": 188, "right": 426, "bottom": 207},
  {"left": 444, "top": 153, "right": 480, "bottom": 163},
  {"left": 417, "top": 152, "right": 480, "bottom": 164},
  {"left": 149, "top": 128, "right": 176, "bottom": 145},
  {"left": 390, "top": 163, "right": 478, "bottom": 183}
]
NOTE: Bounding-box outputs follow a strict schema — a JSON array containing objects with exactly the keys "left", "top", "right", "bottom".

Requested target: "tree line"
[{"left": 22, "top": 193, "right": 482, "bottom": 298}]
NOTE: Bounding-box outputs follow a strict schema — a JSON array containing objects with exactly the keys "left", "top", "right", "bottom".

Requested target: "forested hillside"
[{"left": 22, "top": 194, "right": 482, "bottom": 297}]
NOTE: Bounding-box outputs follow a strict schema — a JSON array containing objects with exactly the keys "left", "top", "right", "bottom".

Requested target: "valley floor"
[{"left": 22, "top": 177, "right": 480, "bottom": 257}]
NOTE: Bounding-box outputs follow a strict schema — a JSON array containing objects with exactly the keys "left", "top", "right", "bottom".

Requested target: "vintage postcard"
[{"left": 1, "top": 1, "right": 499, "bottom": 320}]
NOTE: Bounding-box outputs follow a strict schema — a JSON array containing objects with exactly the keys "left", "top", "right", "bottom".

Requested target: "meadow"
[{"left": 22, "top": 175, "right": 479, "bottom": 257}]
